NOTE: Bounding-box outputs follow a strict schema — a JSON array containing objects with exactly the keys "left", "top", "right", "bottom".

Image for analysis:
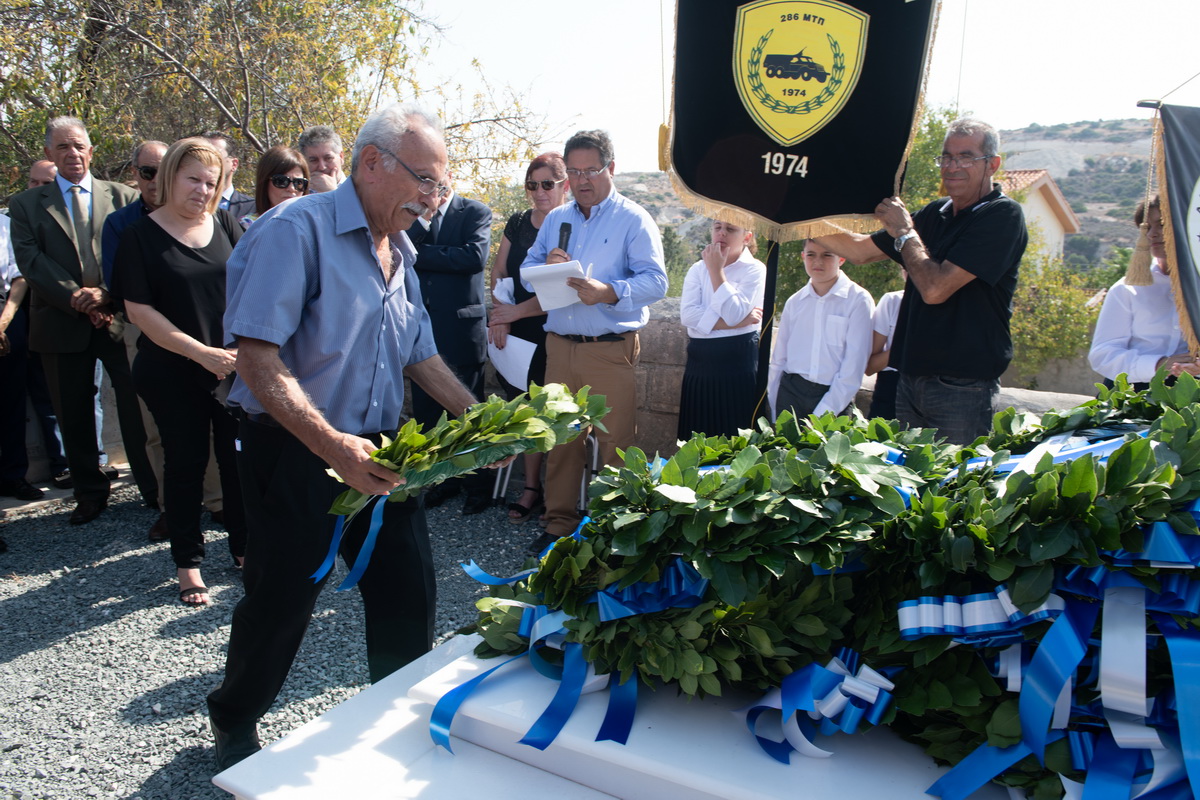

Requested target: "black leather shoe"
[
  {"left": 52, "top": 470, "right": 73, "bottom": 490},
  {"left": 210, "top": 717, "right": 261, "bottom": 772},
  {"left": 68, "top": 498, "right": 107, "bottom": 525},
  {"left": 148, "top": 513, "right": 169, "bottom": 542},
  {"left": 100, "top": 464, "right": 119, "bottom": 480},
  {"left": 462, "top": 493, "right": 493, "bottom": 515},
  {"left": 0, "top": 479, "right": 44, "bottom": 501}
]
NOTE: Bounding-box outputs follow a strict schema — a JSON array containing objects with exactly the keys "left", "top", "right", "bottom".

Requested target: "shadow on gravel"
[
  {"left": 121, "top": 670, "right": 222, "bottom": 724},
  {"left": 128, "top": 743, "right": 226, "bottom": 800},
  {"left": 0, "top": 496, "right": 239, "bottom": 665}
]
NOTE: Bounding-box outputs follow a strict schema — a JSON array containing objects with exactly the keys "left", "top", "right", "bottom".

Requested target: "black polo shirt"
[{"left": 869, "top": 186, "right": 1026, "bottom": 379}]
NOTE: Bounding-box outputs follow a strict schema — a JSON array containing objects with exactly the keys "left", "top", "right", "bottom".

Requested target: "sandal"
[
  {"left": 179, "top": 585, "right": 210, "bottom": 606},
  {"left": 507, "top": 487, "right": 544, "bottom": 524}
]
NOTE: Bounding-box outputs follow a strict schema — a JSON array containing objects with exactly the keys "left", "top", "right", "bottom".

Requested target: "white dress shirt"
[
  {"left": 768, "top": 271, "right": 874, "bottom": 417},
  {"left": 872, "top": 289, "right": 903, "bottom": 373},
  {"left": 679, "top": 248, "right": 767, "bottom": 338},
  {"left": 1089, "top": 262, "right": 1183, "bottom": 382},
  {"left": 0, "top": 215, "right": 18, "bottom": 296}
]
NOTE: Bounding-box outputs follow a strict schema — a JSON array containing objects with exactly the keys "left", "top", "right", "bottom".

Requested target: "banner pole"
[{"left": 754, "top": 238, "right": 780, "bottom": 424}]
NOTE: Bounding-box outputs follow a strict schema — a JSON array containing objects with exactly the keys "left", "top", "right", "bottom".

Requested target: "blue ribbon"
[
  {"left": 898, "top": 585, "right": 1065, "bottom": 644},
  {"left": 461, "top": 560, "right": 537, "bottom": 586},
  {"left": 309, "top": 492, "right": 389, "bottom": 590},
  {"left": 1059, "top": 566, "right": 1200, "bottom": 617},
  {"left": 593, "top": 557, "right": 709, "bottom": 622},
  {"left": 1081, "top": 730, "right": 1141, "bottom": 800},
  {"left": 926, "top": 731, "right": 1064, "bottom": 800},
  {"left": 596, "top": 673, "right": 638, "bottom": 744},
  {"left": 429, "top": 651, "right": 529, "bottom": 753},
  {"left": 1019, "top": 598, "right": 1099, "bottom": 762},
  {"left": 1107, "top": 520, "right": 1200, "bottom": 569},
  {"left": 519, "top": 642, "right": 589, "bottom": 750},
  {"left": 1151, "top": 612, "right": 1200, "bottom": 797}
]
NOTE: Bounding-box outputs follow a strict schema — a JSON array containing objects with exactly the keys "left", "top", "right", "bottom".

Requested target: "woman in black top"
[
  {"left": 112, "top": 137, "right": 246, "bottom": 606},
  {"left": 241, "top": 145, "right": 309, "bottom": 226},
  {"left": 487, "top": 152, "right": 568, "bottom": 523}
]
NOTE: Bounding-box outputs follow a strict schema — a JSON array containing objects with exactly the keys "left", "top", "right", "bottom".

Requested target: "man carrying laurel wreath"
[
  {"left": 206, "top": 103, "right": 495, "bottom": 772},
  {"left": 815, "top": 117, "right": 1027, "bottom": 445}
]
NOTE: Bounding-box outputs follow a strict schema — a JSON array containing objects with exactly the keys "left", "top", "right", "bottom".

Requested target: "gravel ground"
[{"left": 0, "top": 479, "right": 536, "bottom": 799}]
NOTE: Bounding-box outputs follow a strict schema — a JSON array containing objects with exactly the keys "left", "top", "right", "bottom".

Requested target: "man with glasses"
[
  {"left": 814, "top": 117, "right": 1027, "bottom": 444},
  {"left": 520, "top": 129, "right": 667, "bottom": 551},
  {"left": 407, "top": 177, "right": 494, "bottom": 514},
  {"left": 207, "top": 103, "right": 499, "bottom": 771}
]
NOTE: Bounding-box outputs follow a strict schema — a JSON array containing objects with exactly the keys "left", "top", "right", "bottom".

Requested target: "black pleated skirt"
[{"left": 677, "top": 332, "right": 760, "bottom": 440}]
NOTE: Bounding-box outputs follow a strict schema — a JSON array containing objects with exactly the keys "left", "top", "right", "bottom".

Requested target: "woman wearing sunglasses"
[
  {"left": 242, "top": 146, "right": 310, "bottom": 226},
  {"left": 110, "top": 137, "right": 247, "bottom": 606},
  {"left": 487, "top": 152, "right": 569, "bottom": 523}
]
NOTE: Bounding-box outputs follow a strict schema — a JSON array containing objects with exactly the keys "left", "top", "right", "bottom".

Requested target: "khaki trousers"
[{"left": 542, "top": 332, "right": 639, "bottom": 535}]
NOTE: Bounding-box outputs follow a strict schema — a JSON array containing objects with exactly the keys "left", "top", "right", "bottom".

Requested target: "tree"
[
  {"left": 0, "top": 1, "right": 542, "bottom": 199},
  {"left": 662, "top": 226, "right": 697, "bottom": 298}
]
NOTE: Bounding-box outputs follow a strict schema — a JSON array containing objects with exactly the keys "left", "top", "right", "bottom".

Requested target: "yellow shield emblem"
[{"left": 733, "top": 0, "right": 868, "bottom": 147}]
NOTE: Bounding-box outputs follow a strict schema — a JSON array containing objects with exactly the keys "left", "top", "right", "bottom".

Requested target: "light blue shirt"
[
  {"left": 521, "top": 190, "right": 667, "bottom": 336},
  {"left": 224, "top": 179, "right": 438, "bottom": 435},
  {"left": 55, "top": 173, "right": 94, "bottom": 223}
]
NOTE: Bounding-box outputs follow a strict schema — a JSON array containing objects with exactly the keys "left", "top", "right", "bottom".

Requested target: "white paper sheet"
[
  {"left": 521, "top": 260, "right": 586, "bottom": 310},
  {"left": 488, "top": 334, "right": 538, "bottom": 390}
]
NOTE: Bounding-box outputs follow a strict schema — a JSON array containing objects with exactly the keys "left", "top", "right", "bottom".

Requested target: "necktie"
[{"left": 70, "top": 185, "right": 101, "bottom": 287}]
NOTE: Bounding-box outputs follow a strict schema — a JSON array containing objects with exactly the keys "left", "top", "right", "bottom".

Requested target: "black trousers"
[
  {"left": 0, "top": 306, "right": 31, "bottom": 482},
  {"left": 207, "top": 418, "right": 435, "bottom": 729},
  {"left": 39, "top": 325, "right": 157, "bottom": 505},
  {"left": 133, "top": 351, "right": 245, "bottom": 568},
  {"left": 410, "top": 356, "right": 488, "bottom": 496}
]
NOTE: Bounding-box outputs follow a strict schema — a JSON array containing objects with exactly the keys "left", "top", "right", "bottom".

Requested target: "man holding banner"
[{"left": 816, "top": 118, "right": 1027, "bottom": 444}]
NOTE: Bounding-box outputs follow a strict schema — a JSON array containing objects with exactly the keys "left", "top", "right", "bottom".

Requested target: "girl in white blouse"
[{"left": 677, "top": 220, "right": 766, "bottom": 438}]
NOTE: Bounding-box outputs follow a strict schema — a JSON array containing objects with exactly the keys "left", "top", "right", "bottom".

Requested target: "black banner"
[
  {"left": 668, "top": 0, "right": 937, "bottom": 238},
  {"left": 1159, "top": 104, "right": 1200, "bottom": 353}
]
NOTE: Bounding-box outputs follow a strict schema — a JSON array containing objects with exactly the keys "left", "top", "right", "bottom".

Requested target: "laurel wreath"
[{"left": 747, "top": 29, "right": 844, "bottom": 115}]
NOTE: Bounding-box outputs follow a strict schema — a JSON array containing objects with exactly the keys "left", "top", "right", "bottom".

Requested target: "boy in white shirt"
[{"left": 768, "top": 239, "right": 874, "bottom": 420}]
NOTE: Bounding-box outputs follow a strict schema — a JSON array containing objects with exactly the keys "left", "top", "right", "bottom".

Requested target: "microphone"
[{"left": 558, "top": 222, "right": 572, "bottom": 252}]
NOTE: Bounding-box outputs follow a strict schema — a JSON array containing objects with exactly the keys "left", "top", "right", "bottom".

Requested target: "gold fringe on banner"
[
  {"left": 1125, "top": 115, "right": 1160, "bottom": 287},
  {"left": 1154, "top": 119, "right": 1200, "bottom": 355}
]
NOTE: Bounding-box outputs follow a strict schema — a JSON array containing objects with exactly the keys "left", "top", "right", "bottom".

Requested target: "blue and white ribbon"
[
  {"left": 740, "top": 649, "right": 896, "bottom": 763},
  {"left": 898, "top": 585, "right": 1065, "bottom": 644}
]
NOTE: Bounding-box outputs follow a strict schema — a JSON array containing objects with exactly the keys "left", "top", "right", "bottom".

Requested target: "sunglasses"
[
  {"left": 525, "top": 178, "right": 565, "bottom": 192},
  {"left": 135, "top": 166, "right": 158, "bottom": 181},
  {"left": 270, "top": 175, "right": 309, "bottom": 192}
]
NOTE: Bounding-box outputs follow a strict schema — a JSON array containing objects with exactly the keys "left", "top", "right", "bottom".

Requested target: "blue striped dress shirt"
[
  {"left": 520, "top": 190, "right": 667, "bottom": 336},
  {"left": 224, "top": 179, "right": 437, "bottom": 435}
]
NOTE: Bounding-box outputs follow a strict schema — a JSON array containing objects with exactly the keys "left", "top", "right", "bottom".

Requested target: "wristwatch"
[{"left": 894, "top": 231, "right": 919, "bottom": 254}]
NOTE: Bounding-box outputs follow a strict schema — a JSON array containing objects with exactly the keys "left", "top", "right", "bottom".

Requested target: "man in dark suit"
[
  {"left": 202, "top": 132, "right": 256, "bottom": 221},
  {"left": 407, "top": 183, "right": 493, "bottom": 514},
  {"left": 8, "top": 116, "right": 157, "bottom": 524}
]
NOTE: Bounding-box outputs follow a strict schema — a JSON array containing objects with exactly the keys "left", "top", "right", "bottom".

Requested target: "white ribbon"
[{"left": 1099, "top": 586, "right": 1165, "bottom": 750}]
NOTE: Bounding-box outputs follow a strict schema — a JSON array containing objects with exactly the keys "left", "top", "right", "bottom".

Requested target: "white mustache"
[{"left": 403, "top": 202, "right": 426, "bottom": 215}]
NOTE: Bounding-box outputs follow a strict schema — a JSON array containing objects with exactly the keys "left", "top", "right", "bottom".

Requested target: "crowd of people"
[{"left": 0, "top": 105, "right": 1180, "bottom": 771}]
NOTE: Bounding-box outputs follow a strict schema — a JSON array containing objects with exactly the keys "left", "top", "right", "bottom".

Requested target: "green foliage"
[
  {"left": 662, "top": 225, "right": 698, "bottom": 298},
  {"left": 328, "top": 383, "right": 608, "bottom": 517},
  {"left": 1008, "top": 230, "right": 1100, "bottom": 387}
]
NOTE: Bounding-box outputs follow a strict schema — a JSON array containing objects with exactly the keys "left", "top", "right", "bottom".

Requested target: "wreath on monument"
[{"left": 464, "top": 374, "right": 1200, "bottom": 799}]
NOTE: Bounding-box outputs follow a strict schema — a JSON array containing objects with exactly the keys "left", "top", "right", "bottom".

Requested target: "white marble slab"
[{"left": 409, "top": 648, "right": 1009, "bottom": 800}]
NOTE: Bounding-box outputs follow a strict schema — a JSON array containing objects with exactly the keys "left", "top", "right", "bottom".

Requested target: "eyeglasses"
[
  {"left": 269, "top": 175, "right": 309, "bottom": 192},
  {"left": 934, "top": 155, "right": 993, "bottom": 169},
  {"left": 135, "top": 166, "right": 158, "bottom": 181},
  {"left": 375, "top": 144, "right": 448, "bottom": 196},
  {"left": 525, "top": 178, "right": 566, "bottom": 192},
  {"left": 565, "top": 163, "right": 610, "bottom": 180}
]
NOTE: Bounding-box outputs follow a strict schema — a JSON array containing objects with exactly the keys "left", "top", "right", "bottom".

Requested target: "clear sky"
[{"left": 422, "top": 0, "right": 1200, "bottom": 174}]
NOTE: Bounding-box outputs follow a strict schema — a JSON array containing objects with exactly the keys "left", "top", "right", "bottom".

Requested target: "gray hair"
[
  {"left": 45, "top": 116, "right": 88, "bottom": 147},
  {"left": 564, "top": 130, "right": 614, "bottom": 166},
  {"left": 131, "top": 140, "right": 168, "bottom": 166},
  {"left": 945, "top": 117, "right": 1000, "bottom": 157},
  {"left": 297, "top": 125, "right": 343, "bottom": 154},
  {"left": 351, "top": 103, "right": 443, "bottom": 172}
]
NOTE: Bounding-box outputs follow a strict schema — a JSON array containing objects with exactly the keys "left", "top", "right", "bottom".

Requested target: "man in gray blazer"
[{"left": 8, "top": 117, "right": 156, "bottom": 525}]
